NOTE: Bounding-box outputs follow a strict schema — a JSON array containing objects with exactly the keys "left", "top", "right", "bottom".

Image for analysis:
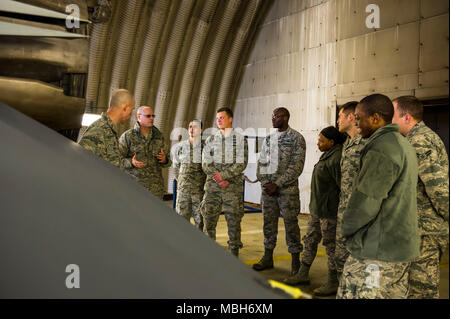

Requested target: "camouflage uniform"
[
  {"left": 119, "top": 122, "right": 171, "bottom": 199},
  {"left": 338, "top": 255, "right": 410, "bottom": 299},
  {"left": 173, "top": 139, "right": 206, "bottom": 230},
  {"left": 337, "top": 124, "right": 420, "bottom": 299},
  {"left": 406, "top": 121, "right": 449, "bottom": 299},
  {"left": 256, "top": 127, "right": 306, "bottom": 254},
  {"left": 201, "top": 129, "right": 248, "bottom": 251},
  {"left": 302, "top": 144, "right": 342, "bottom": 270},
  {"left": 335, "top": 134, "right": 366, "bottom": 274},
  {"left": 78, "top": 112, "right": 123, "bottom": 168},
  {"left": 302, "top": 217, "right": 337, "bottom": 270}
]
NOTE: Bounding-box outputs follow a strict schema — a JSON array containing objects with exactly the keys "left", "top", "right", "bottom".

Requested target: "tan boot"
[
  {"left": 284, "top": 262, "right": 310, "bottom": 285},
  {"left": 313, "top": 270, "right": 339, "bottom": 296}
]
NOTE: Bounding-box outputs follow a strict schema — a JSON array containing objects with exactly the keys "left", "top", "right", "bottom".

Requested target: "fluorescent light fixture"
[{"left": 82, "top": 113, "right": 101, "bottom": 126}]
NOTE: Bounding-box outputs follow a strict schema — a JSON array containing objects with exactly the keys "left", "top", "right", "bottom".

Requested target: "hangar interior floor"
[{"left": 165, "top": 201, "right": 449, "bottom": 299}]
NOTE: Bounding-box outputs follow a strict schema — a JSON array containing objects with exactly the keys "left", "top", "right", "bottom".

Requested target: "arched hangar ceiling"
[
  {"left": 87, "top": 0, "right": 274, "bottom": 137},
  {"left": 0, "top": 0, "right": 273, "bottom": 141}
]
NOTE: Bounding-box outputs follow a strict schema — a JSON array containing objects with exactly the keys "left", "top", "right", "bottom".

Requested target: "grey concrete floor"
[{"left": 168, "top": 201, "right": 449, "bottom": 299}]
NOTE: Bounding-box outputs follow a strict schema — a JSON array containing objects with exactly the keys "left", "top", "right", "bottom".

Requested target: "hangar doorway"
[{"left": 422, "top": 98, "right": 450, "bottom": 158}]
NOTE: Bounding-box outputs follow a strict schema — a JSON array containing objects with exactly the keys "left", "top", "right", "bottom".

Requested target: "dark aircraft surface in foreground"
[{"left": 0, "top": 103, "right": 286, "bottom": 299}]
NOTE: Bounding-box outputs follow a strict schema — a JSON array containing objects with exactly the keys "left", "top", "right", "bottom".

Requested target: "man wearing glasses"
[{"left": 119, "top": 106, "right": 170, "bottom": 199}]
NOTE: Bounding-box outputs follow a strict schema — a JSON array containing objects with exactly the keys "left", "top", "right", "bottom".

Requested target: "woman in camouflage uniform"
[{"left": 285, "top": 126, "right": 345, "bottom": 297}]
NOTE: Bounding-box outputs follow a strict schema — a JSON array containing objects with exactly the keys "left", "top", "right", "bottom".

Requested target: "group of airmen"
[{"left": 79, "top": 88, "right": 448, "bottom": 299}]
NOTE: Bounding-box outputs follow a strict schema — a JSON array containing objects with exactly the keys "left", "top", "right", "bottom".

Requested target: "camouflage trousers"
[
  {"left": 335, "top": 207, "right": 350, "bottom": 273},
  {"left": 200, "top": 183, "right": 244, "bottom": 250},
  {"left": 302, "top": 215, "right": 336, "bottom": 271},
  {"left": 261, "top": 191, "right": 302, "bottom": 254},
  {"left": 337, "top": 255, "right": 410, "bottom": 299},
  {"left": 408, "top": 234, "right": 448, "bottom": 299},
  {"left": 146, "top": 182, "right": 164, "bottom": 200},
  {"left": 176, "top": 190, "right": 204, "bottom": 231}
]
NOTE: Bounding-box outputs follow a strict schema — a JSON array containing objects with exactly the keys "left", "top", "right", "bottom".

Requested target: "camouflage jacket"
[
  {"left": 172, "top": 139, "right": 206, "bottom": 194},
  {"left": 78, "top": 112, "right": 122, "bottom": 168},
  {"left": 202, "top": 128, "right": 248, "bottom": 191},
  {"left": 256, "top": 127, "right": 306, "bottom": 192},
  {"left": 119, "top": 122, "right": 171, "bottom": 196},
  {"left": 338, "top": 134, "right": 366, "bottom": 213},
  {"left": 407, "top": 121, "right": 449, "bottom": 236}
]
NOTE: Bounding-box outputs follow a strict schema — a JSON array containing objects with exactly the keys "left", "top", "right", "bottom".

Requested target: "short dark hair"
[
  {"left": 320, "top": 126, "right": 346, "bottom": 145},
  {"left": 274, "top": 107, "right": 290, "bottom": 119},
  {"left": 392, "top": 96, "right": 423, "bottom": 121},
  {"left": 339, "top": 101, "right": 358, "bottom": 115},
  {"left": 359, "top": 94, "right": 394, "bottom": 124},
  {"left": 191, "top": 119, "right": 203, "bottom": 129},
  {"left": 217, "top": 107, "right": 233, "bottom": 118}
]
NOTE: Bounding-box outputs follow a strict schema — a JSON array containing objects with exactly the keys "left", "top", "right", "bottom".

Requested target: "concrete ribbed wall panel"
[
  {"left": 421, "top": 0, "right": 449, "bottom": 18},
  {"left": 420, "top": 69, "right": 449, "bottom": 89},
  {"left": 420, "top": 13, "right": 449, "bottom": 72},
  {"left": 336, "top": 0, "right": 420, "bottom": 41}
]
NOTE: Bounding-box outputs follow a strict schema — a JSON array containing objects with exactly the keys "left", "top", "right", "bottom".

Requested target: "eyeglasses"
[
  {"left": 272, "top": 114, "right": 285, "bottom": 119},
  {"left": 139, "top": 114, "right": 155, "bottom": 118}
]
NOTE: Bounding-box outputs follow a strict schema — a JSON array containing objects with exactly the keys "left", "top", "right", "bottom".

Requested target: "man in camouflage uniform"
[
  {"left": 119, "top": 106, "right": 170, "bottom": 199},
  {"left": 201, "top": 107, "right": 248, "bottom": 257},
  {"left": 79, "top": 89, "right": 135, "bottom": 168},
  {"left": 392, "top": 95, "right": 449, "bottom": 299},
  {"left": 173, "top": 119, "right": 206, "bottom": 230},
  {"left": 253, "top": 107, "right": 305, "bottom": 275},
  {"left": 337, "top": 94, "right": 420, "bottom": 299},
  {"left": 335, "top": 101, "right": 366, "bottom": 279}
]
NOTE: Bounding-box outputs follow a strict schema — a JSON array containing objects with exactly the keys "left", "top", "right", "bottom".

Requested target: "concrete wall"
[{"left": 234, "top": 0, "right": 449, "bottom": 212}]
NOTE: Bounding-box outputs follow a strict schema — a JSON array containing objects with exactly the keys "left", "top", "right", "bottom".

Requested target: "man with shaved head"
[
  {"left": 253, "top": 107, "right": 306, "bottom": 276},
  {"left": 119, "top": 106, "right": 170, "bottom": 199},
  {"left": 79, "top": 88, "right": 135, "bottom": 168}
]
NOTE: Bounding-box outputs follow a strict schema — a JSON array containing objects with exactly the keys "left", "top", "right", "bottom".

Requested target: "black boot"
[
  {"left": 230, "top": 247, "right": 239, "bottom": 257},
  {"left": 252, "top": 248, "right": 274, "bottom": 271}
]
